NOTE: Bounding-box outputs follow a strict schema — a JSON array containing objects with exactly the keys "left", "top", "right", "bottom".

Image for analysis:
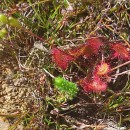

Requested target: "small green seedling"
[
  {"left": 0, "top": 28, "right": 7, "bottom": 38},
  {"left": 0, "top": 14, "right": 8, "bottom": 24},
  {"left": 8, "top": 17, "right": 21, "bottom": 28},
  {"left": 54, "top": 77, "right": 78, "bottom": 101}
]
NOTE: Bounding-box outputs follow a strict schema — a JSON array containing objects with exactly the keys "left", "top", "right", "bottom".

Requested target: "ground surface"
[{"left": 0, "top": 0, "right": 130, "bottom": 130}]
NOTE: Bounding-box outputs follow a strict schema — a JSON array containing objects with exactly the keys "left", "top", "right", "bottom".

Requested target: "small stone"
[
  {"left": 0, "top": 117, "right": 9, "bottom": 130},
  {"left": 2, "top": 83, "right": 8, "bottom": 89},
  {"left": 5, "top": 87, "right": 13, "bottom": 93}
]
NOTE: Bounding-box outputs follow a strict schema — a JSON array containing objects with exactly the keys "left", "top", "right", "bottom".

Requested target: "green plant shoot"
[{"left": 54, "top": 77, "right": 78, "bottom": 100}]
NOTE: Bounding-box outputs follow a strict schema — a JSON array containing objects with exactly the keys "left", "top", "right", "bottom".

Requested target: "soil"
[{"left": 0, "top": 44, "right": 128, "bottom": 130}]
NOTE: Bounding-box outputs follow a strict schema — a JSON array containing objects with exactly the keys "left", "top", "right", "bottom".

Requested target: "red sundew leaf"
[
  {"left": 80, "top": 76, "right": 107, "bottom": 92},
  {"left": 51, "top": 48, "right": 75, "bottom": 70},
  {"left": 83, "top": 45, "right": 96, "bottom": 58},
  {"left": 95, "top": 62, "right": 110, "bottom": 76},
  {"left": 68, "top": 37, "right": 104, "bottom": 58},
  {"left": 111, "top": 43, "right": 129, "bottom": 59},
  {"left": 84, "top": 37, "right": 104, "bottom": 58},
  {"left": 68, "top": 44, "right": 88, "bottom": 58},
  {"left": 86, "top": 37, "right": 104, "bottom": 53}
]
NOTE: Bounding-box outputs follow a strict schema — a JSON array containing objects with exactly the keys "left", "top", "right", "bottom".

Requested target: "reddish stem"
[{"left": 21, "top": 27, "right": 45, "bottom": 42}]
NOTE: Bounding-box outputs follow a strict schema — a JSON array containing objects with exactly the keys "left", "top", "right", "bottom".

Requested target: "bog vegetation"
[{"left": 0, "top": 0, "right": 130, "bottom": 129}]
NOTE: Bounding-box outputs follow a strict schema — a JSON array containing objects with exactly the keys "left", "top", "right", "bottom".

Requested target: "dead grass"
[{"left": 0, "top": 0, "right": 130, "bottom": 129}]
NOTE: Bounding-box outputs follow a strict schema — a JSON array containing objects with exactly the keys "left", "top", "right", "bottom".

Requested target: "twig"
[
  {"left": 21, "top": 27, "right": 45, "bottom": 42},
  {"left": 110, "top": 60, "right": 130, "bottom": 72},
  {"left": 111, "top": 70, "right": 130, "bottom": 76},
  {"left": 43, "top": 68, "right": 55, "bottom": 78},
  {"left": 0, "top": 112, "right": 21, "bottom": 117}
]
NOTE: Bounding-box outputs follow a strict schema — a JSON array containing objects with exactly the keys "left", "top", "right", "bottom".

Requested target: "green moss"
[{"left": 54, "top": 77, "right": 78, "bottom": 100}]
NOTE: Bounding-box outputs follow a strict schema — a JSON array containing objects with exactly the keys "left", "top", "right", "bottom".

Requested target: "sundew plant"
[{"left": 0, "top": 0, "right": 130, "bottom": 129}]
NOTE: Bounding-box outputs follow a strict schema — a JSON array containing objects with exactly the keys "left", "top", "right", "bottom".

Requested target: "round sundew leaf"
[
  {"left": 111, "top": 43, "right": 129, "bottom": 60},
  {"left": 51, "top": 48, "right": 75, "bottom": 70},
  {"left": 80, "top": 76, "right": 107, "bottom": 92},
  {"left": 96, "top": 62, "right": 110, "bottom": 75}
]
